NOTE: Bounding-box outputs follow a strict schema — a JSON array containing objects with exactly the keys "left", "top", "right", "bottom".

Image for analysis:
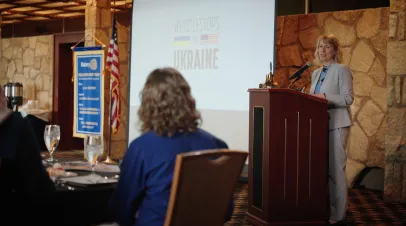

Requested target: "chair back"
[{"left": 164, "top": 149, "right": 247, "bottom": 226}]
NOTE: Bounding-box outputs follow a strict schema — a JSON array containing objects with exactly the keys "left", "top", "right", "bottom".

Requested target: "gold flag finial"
[
  {"left": 259, "top": 61, "right": 279, "bottom": 88},
  {"left": 259, "top": 72, "right": 279, "bottom": 88}
]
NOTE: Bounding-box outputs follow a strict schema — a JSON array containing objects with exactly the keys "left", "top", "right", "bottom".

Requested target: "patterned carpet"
[{"left": 226, "top": 183, "right": 406, "bottom": 226}]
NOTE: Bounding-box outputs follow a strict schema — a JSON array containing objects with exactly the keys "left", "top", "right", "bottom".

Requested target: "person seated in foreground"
[
  {"left": 0, "top": 85, "right": 55, "bottom": 193},
  {"left": 108, "top": 67, "right": 234, "bottom": 226},
  {"left": 0, "top": 85, "right": 56, "bottom": 223}
]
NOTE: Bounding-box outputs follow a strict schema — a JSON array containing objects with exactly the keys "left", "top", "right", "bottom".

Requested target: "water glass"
[
  {"left": 44, "top": 125, "right": 61, "bottom": 163},
  {"left": 84, "top": 135, "right": 104, "bottom": 175}
]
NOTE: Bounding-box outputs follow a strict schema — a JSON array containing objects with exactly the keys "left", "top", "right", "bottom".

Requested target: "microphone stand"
[{"left": 288, "top": 76, "right": 301, "bottom": 89}]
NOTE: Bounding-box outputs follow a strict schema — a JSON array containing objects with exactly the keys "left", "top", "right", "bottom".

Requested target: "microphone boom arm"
[{"left": 288, "top": 76, "right": 301, "bottom": 89}]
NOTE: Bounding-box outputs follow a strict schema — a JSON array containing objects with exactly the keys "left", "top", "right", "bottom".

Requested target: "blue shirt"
[
  {"left": 314, "top": 66, "right": 329, "bottom": 94},
  {"left": 109, "top": 128, "right": 231, "bottom": 226}
]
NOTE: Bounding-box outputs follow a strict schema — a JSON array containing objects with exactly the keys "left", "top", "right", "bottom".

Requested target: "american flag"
[
  {"left": 200, "top": 33, "right": 219, "bottom": 44},
  {"left": 106, "top": 16, "right": 120, "bottom": 134}
]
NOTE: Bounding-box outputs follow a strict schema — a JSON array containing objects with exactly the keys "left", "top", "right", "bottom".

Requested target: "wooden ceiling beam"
[
  {"left": 1, "top": 1, "right": 80, "bottom": 21},
  {"left": 41, "top": 0, "right": 131, "bottom": 10},
  {"left": 1, "top": 0, "right": 56, "bottom": 9},
  {"left": 1, "top": 0, "right": 132, "bottom": 23},
  {"left": 4, "top": 10, "right": 54, "bottom": 19}
]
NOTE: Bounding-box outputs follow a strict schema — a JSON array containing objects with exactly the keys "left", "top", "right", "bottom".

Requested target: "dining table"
[{"left": 42, "top": 151, "right": 120, "bottom": 226}]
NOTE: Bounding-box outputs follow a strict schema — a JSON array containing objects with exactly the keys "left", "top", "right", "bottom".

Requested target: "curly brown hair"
[{"left": 137, "top": 67, "right": 201, "bottom": 136}]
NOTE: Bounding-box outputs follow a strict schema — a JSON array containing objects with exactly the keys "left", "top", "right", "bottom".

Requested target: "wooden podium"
[{"left": 246, "top": 88, "right": 329, "bottom": 226}]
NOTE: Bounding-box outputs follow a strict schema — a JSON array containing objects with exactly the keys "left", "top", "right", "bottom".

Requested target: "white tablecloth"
[{"left": 19, "top": 109, "right": 51, "bottom": 122}]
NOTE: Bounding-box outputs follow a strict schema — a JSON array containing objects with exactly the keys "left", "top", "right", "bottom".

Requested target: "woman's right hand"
[{"left": 311, "top": 93, "right": 326, "bottom": 99}]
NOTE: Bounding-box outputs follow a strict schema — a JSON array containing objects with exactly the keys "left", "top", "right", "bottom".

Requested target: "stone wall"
[
  {"left": 0, "top": 35, "right": 53, "bottom": 110},
  {"left": 0, "top": 6, "right": 130, "bottom": 159},
  {"left": 275, "top": 8, "right": 389, "bottom": 187},
  {"left": 385, "top": 0, "right": 406, "bottom": 202}
]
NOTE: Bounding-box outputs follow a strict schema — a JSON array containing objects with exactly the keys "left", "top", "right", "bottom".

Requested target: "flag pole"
[
  {"left": 103, "top": 2, "right": 118, "bottom": 165},
  {"left": 103, "top": 73, "right": 117, "bottom": 164}
]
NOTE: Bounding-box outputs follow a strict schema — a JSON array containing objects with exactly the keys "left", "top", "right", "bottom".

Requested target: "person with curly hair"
[{"left": 109, "top": 67, "right": 232, "bottom": 226}]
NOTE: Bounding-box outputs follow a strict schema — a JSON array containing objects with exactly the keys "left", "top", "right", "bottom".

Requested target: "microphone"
[{"left": 289, "top": 62, "right": 312, "bottom": 80}]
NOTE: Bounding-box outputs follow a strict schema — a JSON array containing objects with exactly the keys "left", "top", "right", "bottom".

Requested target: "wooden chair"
[{"left": 164, "top": 149, "right": 248, "bottom": 226}]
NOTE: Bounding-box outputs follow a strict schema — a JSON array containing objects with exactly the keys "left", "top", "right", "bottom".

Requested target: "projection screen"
[{"left": 128, "top": 0, "right": 276, "bottom": 156}]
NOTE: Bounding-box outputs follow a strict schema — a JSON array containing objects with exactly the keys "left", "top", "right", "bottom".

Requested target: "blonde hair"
[{"left": 313, "top": 34, "right": 342, "bottom": 65}]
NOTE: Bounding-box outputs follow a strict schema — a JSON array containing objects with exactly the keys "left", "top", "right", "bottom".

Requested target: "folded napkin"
[{"left": 60, "top": 174, "right": 118, "bottom": 185}]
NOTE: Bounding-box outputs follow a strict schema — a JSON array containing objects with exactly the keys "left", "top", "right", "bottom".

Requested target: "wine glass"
[
  {"left": 84, "top": 135, "right": 104, "bottom": 176},
  {"left": 44, "top": 125, "right": 61, "bottom": 163}
]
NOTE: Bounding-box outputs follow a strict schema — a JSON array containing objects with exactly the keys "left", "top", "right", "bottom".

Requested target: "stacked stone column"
[
  {"left": 0, "top": 16, "right": 2, "bottom": 59},
  {"left": 85, "top": 0, "right": 129, "bottom": 159},
  {"left": 385, "top": 0, "right": 406, "bottom": 202}
]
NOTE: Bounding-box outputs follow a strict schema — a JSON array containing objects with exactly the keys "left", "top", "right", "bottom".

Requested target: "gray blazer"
[{"left": 310, "top": 63, "right": 354, "bottom": 130}]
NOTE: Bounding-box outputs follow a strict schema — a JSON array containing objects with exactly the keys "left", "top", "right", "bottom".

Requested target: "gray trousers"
[{"left": 329, "top": 127, "right": 349, "bottom": 221}]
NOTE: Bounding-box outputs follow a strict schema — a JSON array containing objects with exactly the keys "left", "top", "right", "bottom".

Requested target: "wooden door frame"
[{"left": 52, "top": 32, "right": 84, "bottom": 124}]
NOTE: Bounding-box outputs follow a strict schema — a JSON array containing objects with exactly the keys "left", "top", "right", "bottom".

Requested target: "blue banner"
[{"left": 73, "top": 47, "right": 105, "bottom": 137}]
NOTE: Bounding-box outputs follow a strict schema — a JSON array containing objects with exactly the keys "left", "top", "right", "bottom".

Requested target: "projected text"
[
  {"left": 174, "top": 48, "right": 218, "bottom": 70},
  {"left": 174, "top": 17, "right": 220, "bottom": 33},
  {"left": 173, "top": 16, "right": 220, "bottom": 71}
]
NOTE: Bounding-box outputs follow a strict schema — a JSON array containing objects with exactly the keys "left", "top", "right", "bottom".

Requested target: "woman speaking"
[{"left": 309, "top": 34, "right": 354, "bottom": 225}]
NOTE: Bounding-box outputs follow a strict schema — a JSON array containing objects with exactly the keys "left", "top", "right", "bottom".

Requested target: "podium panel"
[
  {"left": 252, "top": 107, "right": 264, "bottom": 210},
  {"left": 246, "top": 88, "right": 329, "bottom": 226}
]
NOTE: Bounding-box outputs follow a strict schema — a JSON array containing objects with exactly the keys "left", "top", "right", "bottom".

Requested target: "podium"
[{"left": 246, "top": 88, "right": 329, "bottom": 226}]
